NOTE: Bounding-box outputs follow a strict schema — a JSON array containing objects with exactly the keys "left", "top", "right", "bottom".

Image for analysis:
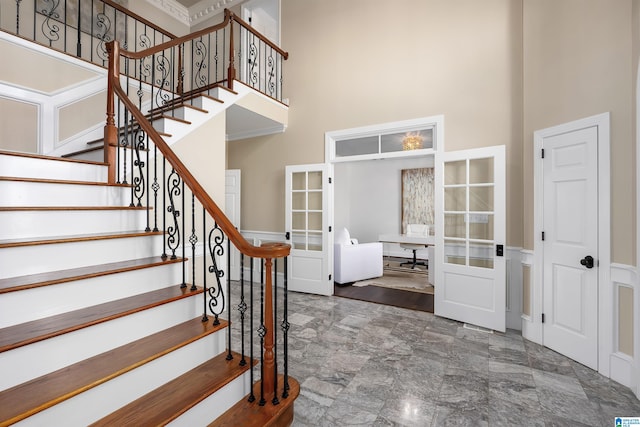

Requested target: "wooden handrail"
[{"left": 105, "top": 40, "right": 290, "bottom": 260}]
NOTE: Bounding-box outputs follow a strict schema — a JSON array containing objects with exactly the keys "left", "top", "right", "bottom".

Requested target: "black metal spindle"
[
  {"left": 272, "top": 258, "right": 279, "bottom": 405},
  {"left": 282, "top": 256, "right": 290, "bottom": 398},
  {"left": 226, "top": 234, "right": 233, "bottom": 361},
  {"left": 248, "top": 256, "right": 255, "bottom": 402},
  {"left": 161, "top": 158, "right": 167, "bottom": 260},
  {"left": 189, "top": 193, "right": 197, "bottom": 292},
  {"left": 181, "top": 179, "right": 185, "bottom": 287},
  {"left": 258, "top": 258, "right": 266, "bottom": 406},
  {"left": 202, "top": 208, "right": 208, "bottom": 323},
  {"left": 239, "top": 253, "right": 247, "bottom": 366}
]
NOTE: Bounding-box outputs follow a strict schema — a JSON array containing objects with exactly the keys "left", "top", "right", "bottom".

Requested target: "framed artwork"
[{"left": 401, "top": 167, "right": 434, "bottom": 234}]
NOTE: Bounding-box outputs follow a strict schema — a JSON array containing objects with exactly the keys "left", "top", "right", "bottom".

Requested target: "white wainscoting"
[
  {"left": 521, "top": 251, "right": 639, "bottom": 397},
  {"left": 610, "top": 263, "right": 638, "bottom": 393}
]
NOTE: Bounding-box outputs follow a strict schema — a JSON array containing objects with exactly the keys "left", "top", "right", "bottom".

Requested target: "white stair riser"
[
  {"left": 152, "top": 117, "right": 190, "bottom": 136},
  {"left": 0, "top": 154, "right": 107, "bottom": 182},
  {"left": 0, "top": 209, "right": 149, "bottom": 240},
  {"left": 0, "top": 235, "right": 165, "bottom": 279},
  {"left": 208, "top": 87, "right": 237, "bottom": 104},
  {"left": 192, "top": 96, "right": 226, "bottom": 114},
  {"left": 173, "top": 106, "right": 208, "bottom": 122},
  {"left": 0, "top": 294, "right": 210, "bottom": 390},
  {"left": 0, "top": 263, "right": 183, "bottom": 328},
  {"left": 0, "top": 181, "right": 130, "bottom": 207},
  {"left": 12, "top": 332, "right": 228, "bottom": 427},
  {"left": 168, "top": 370, "right": 252, "bottom": 427}
]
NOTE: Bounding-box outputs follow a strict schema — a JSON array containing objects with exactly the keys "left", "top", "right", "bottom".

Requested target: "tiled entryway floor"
[{"left": 279, "top": 291, "right": 640, "bottom": 426}]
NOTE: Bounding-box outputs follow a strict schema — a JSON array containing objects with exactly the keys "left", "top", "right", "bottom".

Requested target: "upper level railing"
[
  {"left": 1, "top": 1, "right": 288, "bottom": 104},
  {"left": 0, "top": 0, "right": 175, "bottom": 66}
]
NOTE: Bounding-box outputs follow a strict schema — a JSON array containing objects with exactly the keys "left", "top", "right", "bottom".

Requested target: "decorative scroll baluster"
[
  {"left": 95, "top": 10, "right": 112, "bottom": 64},
  {"left": 194, "top": 38, "right": 208, "bottom": 89},
  {"left": 166, "top": 168, "right": 181, "bottom": 260},
  {"left": 132, "top": 126, "right": 146, "bottom": 207},
  {"left": 40, "top": 0, "right": 61, "bottom": 47},
  {"left": 207, "top": 220, "right": 226, "bottom": 326},
  {"left": 155, "top": 53, "right": 171, "bottom": 109},
  {"left": 267, "top": 50, "right": 275, "bottom": 98}
]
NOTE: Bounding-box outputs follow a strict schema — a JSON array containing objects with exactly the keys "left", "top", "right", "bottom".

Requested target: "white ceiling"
[{"left": 148, "top": 0, "right": 248, "bottom": 26}]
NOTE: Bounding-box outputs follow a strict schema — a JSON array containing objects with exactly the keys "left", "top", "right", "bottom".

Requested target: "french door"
[
  {"left": 285, "top": 163, "right": 332, "bottom": 295},
  {"left": 434, "top": 145, "right": 506, "bottom": 332}
]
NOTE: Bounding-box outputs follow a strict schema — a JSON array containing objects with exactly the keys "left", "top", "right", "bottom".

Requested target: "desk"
[
  {"left": 378, "top": 233, "right": 435, "bottom": 285},
  {"left": 378, "top": 233, "right": 435, "bottom": 246}
]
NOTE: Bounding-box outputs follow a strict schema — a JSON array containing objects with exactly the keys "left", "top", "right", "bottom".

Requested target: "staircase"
[{"left": 0, "top": 151, "right": 297, "bottom": 425}]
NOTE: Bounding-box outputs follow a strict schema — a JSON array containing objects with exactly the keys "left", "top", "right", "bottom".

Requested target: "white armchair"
[{"left": 334, "top": 228, "right": 383, "bottom": 285}]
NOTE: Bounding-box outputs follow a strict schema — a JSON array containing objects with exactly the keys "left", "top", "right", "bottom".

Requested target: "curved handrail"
[{"left": 106, "top": 40, "right": 290, "bottom": 260}]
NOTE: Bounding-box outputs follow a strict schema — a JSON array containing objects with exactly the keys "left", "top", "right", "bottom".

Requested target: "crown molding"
[
  {"left": 147, "top": 0, "right": 244, "bottom": 27},
  {"left": 146, "top": 0, "right": 190, "bottom": 25}
]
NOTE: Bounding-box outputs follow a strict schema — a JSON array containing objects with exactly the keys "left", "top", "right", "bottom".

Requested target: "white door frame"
[{"left": 532, "top": 112, "right": 611, "bottom": 376}]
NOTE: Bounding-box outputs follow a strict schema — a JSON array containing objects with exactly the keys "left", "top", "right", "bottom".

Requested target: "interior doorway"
[{"left": 533, "top": 113, "right": 611, "bottom": 373}]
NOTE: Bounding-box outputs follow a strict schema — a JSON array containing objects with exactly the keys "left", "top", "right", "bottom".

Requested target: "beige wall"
[
  {"left": 523, "top": 0, "right": 635, "bottom": 265},
  {"left": 58, "top": 92, "right": 106, "bottom": 142},
  {"left": 229, "top": 0, "right": 524, "bottom": 245},
  {"left": 0, "top": 98, "right": 38, "bottom": 153}
]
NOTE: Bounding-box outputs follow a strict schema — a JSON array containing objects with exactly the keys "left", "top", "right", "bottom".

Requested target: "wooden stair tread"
[
  {"left": 59, "top": 144, "right": 102, "bottom": 158},
  {"left": 0, "top": 230, "right": 163, "bottom": 249},
  {"left": 0, "top": 149, "right": 107, "bottom": 166},
  {"left": 0, "top": 317, "right": 226, "bottom": 426},
  {"left": 0, "top": 176, "right": 128, "bottom": 187},
  {"left": 209, "top": 375, "right": 300, "bottom": 427},
  {"left": 0, "top": 285, "right": 202, "bottom": 353},
  {"left": 90, "top": 351, "right": 252, "bottom": 426},
  {"left": 0, "top": 256, "right": 182, "bottom": 294}
]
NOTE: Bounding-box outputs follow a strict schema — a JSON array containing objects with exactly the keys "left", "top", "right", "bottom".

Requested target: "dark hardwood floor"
[{"left": 333, "top": 282, "right": 433, "bottom": 313}]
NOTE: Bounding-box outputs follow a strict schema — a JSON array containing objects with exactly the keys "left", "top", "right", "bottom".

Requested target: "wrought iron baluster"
[
  {"left": 16, "top": 0, "right": 22, "bottom": 35},
  {"left": 226, "top": 229, "right": 233, "bottom": 361},
  {"left": 132, "top": 126, "right": 146, "bottom": 207},
  {"left": 161, "top": 158, "right": 167, "bottom": 260},
  {"left": 248, "top": 256, "right": 255, "bottom": 402},
  {"left": 239, "top": 253, "right": 247, "bottom": 366},
  {"left": 281, "top": 256, "right": 290, "bottom": 398},
  {"left": 194, "top": 37, "right": 208, "bottom": 89},
  {"left": 272, "top": 258, "right": 279, "bottom": 405},
  {"left": 202, "top": 208, "right": 208, "bottom": 323},
  {"left": 40, "top": 0, "right": 61, "bottom": 47},
  {"left": 166, "top": 168, "right": 181, "bottom": 260},
  {"left": 207, "top": 220, "right": 226, "bottom": 326},
  {"left": 258, "top": 259, "right": 266, "bottom": 406},
  {"left": 181, "top": 180, "right": 185, "bottom": 287},
  {"left": 189, "top": 193, "right": 197, "bottom": 292}
]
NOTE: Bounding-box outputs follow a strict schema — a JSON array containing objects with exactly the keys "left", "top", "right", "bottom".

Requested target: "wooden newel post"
[
  {"left": 227, "top": 10, "right": 236, "bottom": 91},
  {"left": 262, "top": 257, "right": 275, "bottom": 398},
  {"left": 104, "top": 41, "right": 120, "bottom": 184}
]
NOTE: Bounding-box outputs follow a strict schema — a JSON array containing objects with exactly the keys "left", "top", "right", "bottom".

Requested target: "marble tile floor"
[{"left": 227, "top": 285, "right": 640, "bottom": 426}]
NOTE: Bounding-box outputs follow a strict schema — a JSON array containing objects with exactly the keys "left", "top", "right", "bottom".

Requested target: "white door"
[
  {"left": 285, "top": 163, "right": 333, "bottom": 295},
  {"left": 225, "top": 170, "right": 241, "bottom": 281},
  {"left": 435, "top": 145, "right": 506, "bottom": 332},
  {"left": 542, "top": 126, "right": 599, "bottom": 369}
]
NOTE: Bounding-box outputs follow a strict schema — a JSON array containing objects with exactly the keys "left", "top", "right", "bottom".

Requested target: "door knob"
[{"left": 580, "top": 255, "right": 594, "bottom": 269}]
